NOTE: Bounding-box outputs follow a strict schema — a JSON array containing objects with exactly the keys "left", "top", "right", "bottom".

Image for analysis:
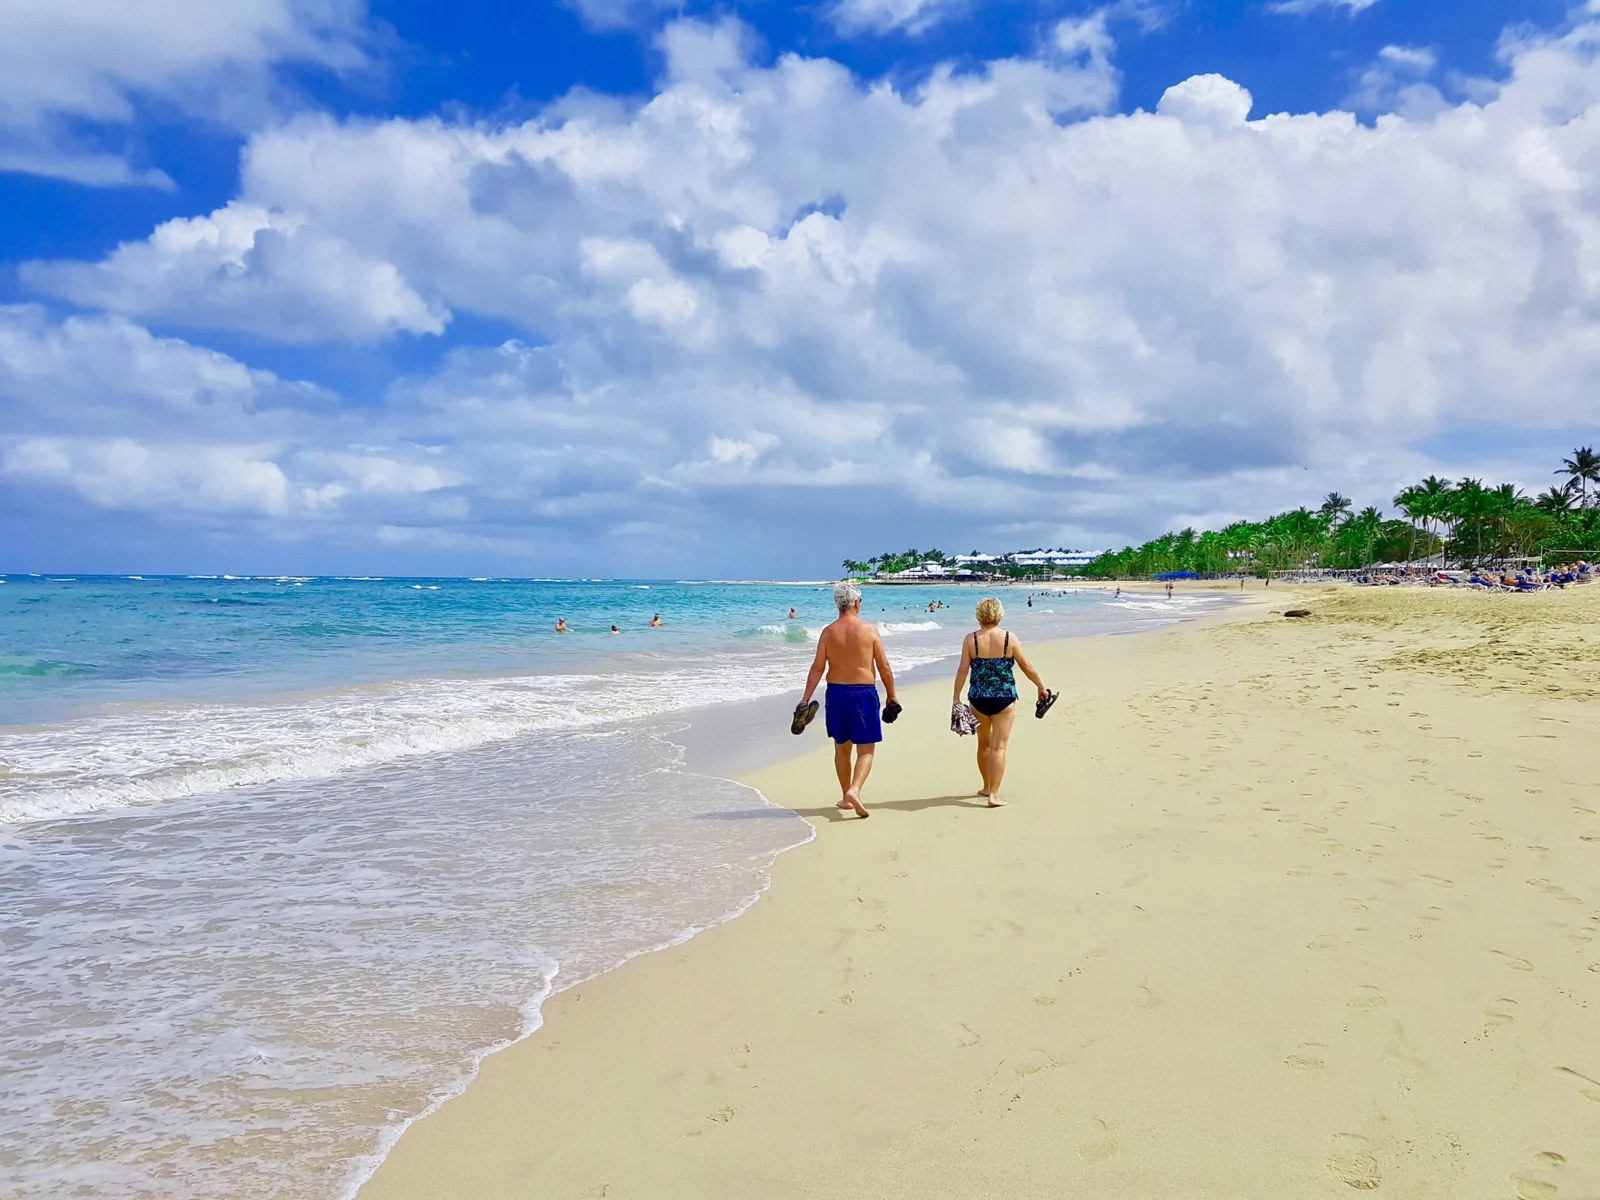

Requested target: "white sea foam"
[
  {"left": 2, "top": 727, "right": 812, "bottom": 1200},
  {"left": 0, "top": 645, "right": 953, "bottom": 827}
]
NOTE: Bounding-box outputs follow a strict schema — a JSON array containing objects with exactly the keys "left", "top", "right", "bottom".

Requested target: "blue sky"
[{"left": 1, "top": 0, "right": 1596, "bottom": 575}]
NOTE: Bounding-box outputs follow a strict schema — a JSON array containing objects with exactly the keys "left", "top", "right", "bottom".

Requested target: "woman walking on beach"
[{"left": 952, "top": 597, "right": 1051, "bottom": 807}]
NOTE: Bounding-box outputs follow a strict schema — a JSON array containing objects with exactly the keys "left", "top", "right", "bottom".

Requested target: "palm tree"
[
  {"left": 1556, "top": 446, "right": 1600, "bottom": 508},
  {"left": 1320, "top": 491, "right": 1353, "bottom": 527},
  {"left": 1394, "top": 485, "right": 1424, "bottom": 561},
  {"left": 1487, "top": 484, "right": 1524, "bottom": 557},
  {"left": 1536, "top": 486, "right": 1575, "bottom": 514},
  {"left": 1446, "top": 478, "right": 1493, "bottom": 563},
  {"left": 1339, "top": 505, "right": 1384, "bottom": 566}
]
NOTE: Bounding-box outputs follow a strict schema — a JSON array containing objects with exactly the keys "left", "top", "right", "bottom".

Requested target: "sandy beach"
[{"left": 360, "top": 583, "right": 1600, "bottom": 1199}]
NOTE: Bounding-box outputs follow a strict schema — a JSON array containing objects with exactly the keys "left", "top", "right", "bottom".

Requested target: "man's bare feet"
[
  {"left": 842, "top": 787, "right": 869, "bottom": 818},
  {"left": 976, "top": 788, "right": 990, "bottom": 797},
  {"left": 836, "top": 797, "right": 854, "bottom": 809},
  {"left": 986, "top": 795, "right": 1007, "bottom": 808}
]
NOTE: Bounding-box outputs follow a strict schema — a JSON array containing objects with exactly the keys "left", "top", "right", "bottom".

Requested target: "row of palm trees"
[
  {"left": 841, "top": 548, "right": 952, "bottom": 576},
  {"left": 1085, "top": 447, "right": 1600, "bottom": 577}
]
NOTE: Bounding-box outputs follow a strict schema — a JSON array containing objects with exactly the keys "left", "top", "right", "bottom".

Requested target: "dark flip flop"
[
  {"left": 882, "top": 700, "right": 903, "bottom": 724},
  {"left": 1035, "top": 690, "right": 1059, "bottom": 719},
  {"left": 791, "top": 700, "right": 819, "bottom": 735}
]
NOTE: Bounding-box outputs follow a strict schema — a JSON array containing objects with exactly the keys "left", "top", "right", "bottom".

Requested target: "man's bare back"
[{"left": 815, "top": 611, "right": 890, "bottom": 686}]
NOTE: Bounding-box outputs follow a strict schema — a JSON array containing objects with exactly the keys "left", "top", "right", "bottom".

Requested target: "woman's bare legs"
[
  {"left": 981, "top": 706, "right": 1017, "bottom": 806},
  {"left": 974, "top": 715, "right": 992, "bottom": 796}
]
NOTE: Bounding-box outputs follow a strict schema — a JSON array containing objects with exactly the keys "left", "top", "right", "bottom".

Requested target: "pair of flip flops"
[
  {"left": 791, "top": 700, "right": 819, "bottom": 735},
  {"left": 1035, "top": 690, "right": 1059, "bottom": 719},
  {"left": 883, "top": 700, "right": 903, "bottom": 724}
]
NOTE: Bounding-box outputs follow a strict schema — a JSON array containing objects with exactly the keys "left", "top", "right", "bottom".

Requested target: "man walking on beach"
[{"left": 798, "top": 582, "right": 897, "bottom": 818}]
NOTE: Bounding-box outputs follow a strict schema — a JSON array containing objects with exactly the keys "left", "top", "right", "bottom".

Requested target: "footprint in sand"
[
  {"left": 1554, "top": 1066, "right": 1600, "bottom": 1102},
  {"left": 1327, "top": 1133, "right": 1382, "bottom": 1190},
  {"left": 1285, "top": 1043, "right": 1327, "bottom": 1071},
  {"left": 1131, "top": 985, "right": 1161, "bottom": 1010},
  {"left": 1078, "top": 1138, "right": 1118, "bottom": 1163},
  {"left": 1348, "top": 985, "right": 1386, "bottom": 1011},
  {"left": 1509, "top": 1150, "right": 1571, "bottom": 1200},
  {"left": 1308, "top": 934, "right": 1340, "bottom": 952},
  {"left": 1484, "top": 998, "right": 1518, "bottom": 1030},
  {"left": 708, "top": 1106, "right": 735, "bottom": 1123},
  {"left": 953, "top": 1023, "right": 980, "bottom": 1047},
  {"left": 1340, "top": 898, "right": 1369, "bottom": 913},
  {"left": 1491, "top": 950, "right": 1534, "bottom": 972}
]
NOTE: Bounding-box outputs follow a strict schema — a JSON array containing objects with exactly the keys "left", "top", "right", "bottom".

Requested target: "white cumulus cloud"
[
  {"left": 12, "top": 16, "right": 1600, "bottom": 570},
  {"left": 3, "top": 438, "right": 293, "bottom": 516},
  {"left": 25, "top": 201, "right": 448, "bottom": 342},
  {"left": 0, "top": 0, "right": 372, "bottom": 186}
]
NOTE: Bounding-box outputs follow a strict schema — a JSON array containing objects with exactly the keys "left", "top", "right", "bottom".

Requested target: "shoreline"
[
  {"left": 354, "top": 584, "right": 1263, "bottom": 1197},
  {"left": 341, "top": 588, "right": 1245, "bottom": 1197},
  {"left": 358, "top": 582, "right": 1600, "bottom": 1197}
]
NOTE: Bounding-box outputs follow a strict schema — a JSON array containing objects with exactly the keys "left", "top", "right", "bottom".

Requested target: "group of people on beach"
[
  {"left": 1351, "top": 562, "right": 1595, "bottom": 590},
  {"left": 793, "top": 582, "right": 1054, "bottom": 817}
]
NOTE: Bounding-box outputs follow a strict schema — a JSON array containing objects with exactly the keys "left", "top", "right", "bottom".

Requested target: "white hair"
[{"left": 833, "top": 581, "right": 862, "bottom": 612}]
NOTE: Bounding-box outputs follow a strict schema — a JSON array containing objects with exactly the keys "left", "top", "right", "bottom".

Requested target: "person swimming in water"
[
  {"left": 788, "top": 607, "right": 797, "bottom": 620},
  {"left": 610, "top": 624, "right": 619, "bottom": 635},
  {"left": 951, "top": 597, "right": 1052, "bottom": 808},
  {"left": 555, "top": 618, "right": 568, "bottom": 632},
  {"left": 649, "top": 614, "right": 662, "bottom": 627}
]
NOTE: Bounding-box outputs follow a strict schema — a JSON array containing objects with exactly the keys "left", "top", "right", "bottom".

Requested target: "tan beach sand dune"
[{"left": 360, "top": 586, "right": 1600, "bottom": 1199}]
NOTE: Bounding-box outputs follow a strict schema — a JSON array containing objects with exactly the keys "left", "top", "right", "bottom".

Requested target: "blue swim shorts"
[{"left": 825, "top": 683, "right": 882, "bottom": 745}]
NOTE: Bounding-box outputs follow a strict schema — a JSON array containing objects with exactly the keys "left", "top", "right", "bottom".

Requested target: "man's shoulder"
[{"left": 824, "top": 615, "right": 877, "bottom": 637}]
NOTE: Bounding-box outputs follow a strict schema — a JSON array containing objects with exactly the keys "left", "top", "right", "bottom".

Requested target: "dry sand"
[{"left": 360, "top": 584, "right": 1600, "bottom": 1200}]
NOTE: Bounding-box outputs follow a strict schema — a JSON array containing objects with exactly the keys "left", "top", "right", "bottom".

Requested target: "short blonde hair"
[{"left": 975, "top": 597, "right": 1004, "bottom": 626}]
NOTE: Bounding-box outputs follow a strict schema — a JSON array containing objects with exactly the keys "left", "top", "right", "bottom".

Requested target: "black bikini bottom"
[{"left": 969, "top": 695, "right": 1016, "bottom": 716}]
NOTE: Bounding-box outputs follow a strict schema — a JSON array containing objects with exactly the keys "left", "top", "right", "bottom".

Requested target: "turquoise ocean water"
[{"left": 0, "top": 575, "right": 1229, "bottom": 1199}]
